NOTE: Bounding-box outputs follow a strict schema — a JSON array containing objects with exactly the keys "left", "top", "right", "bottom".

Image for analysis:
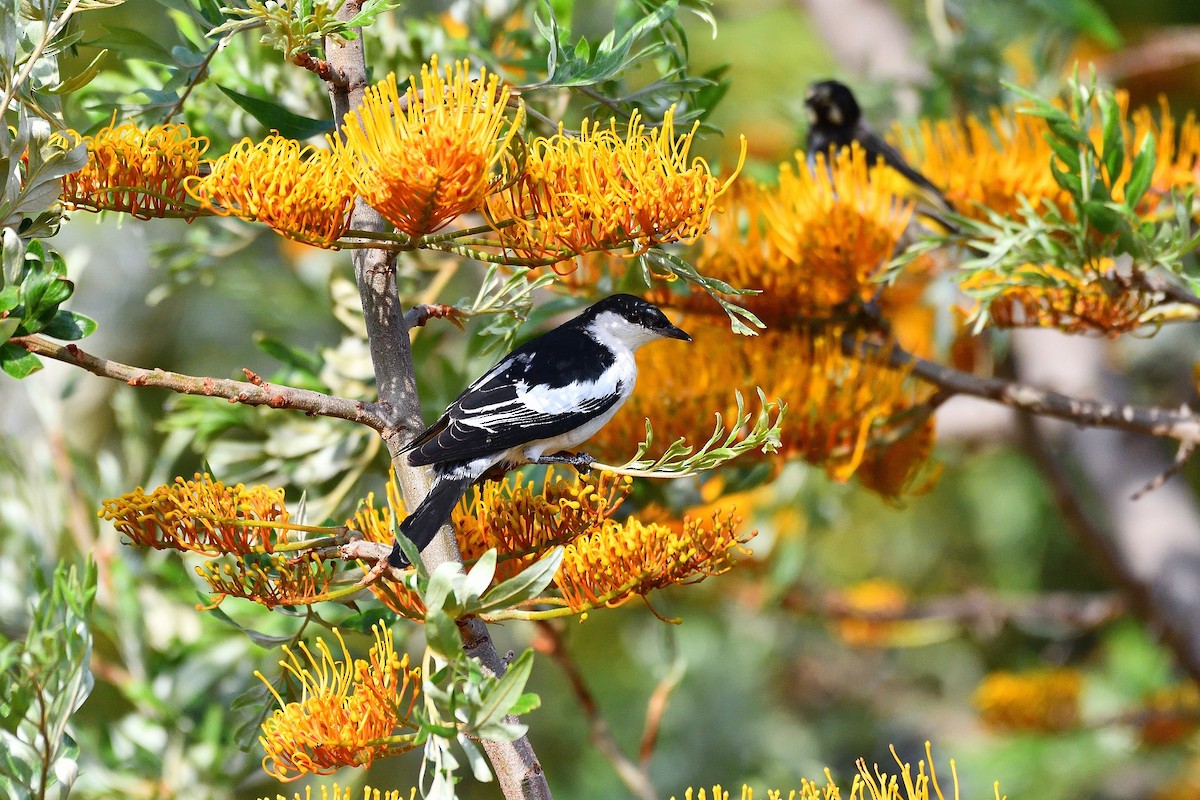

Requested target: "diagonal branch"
[
  {"left": 12, "top": 335, "right": 393, "bottom": 431},
  {"left": 850, "top": 334, "right": 1200, "bottom": 444}
]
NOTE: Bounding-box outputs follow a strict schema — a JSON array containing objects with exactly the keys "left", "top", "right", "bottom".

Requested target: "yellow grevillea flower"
[
  {"left": 196, "top": 552, "right": 336, "bottom": 609},
  {"left": 555, "top": 507, "right": 745, "bottom": 612},
  {"left": 832, "top": 579, "right": 909, "bottom": 648},
  {"left": 973, "top": 668, "right": 1083, "bottom": 733},
  {"left": 336, "top": 56, "right": 521, "bottom": 237},
  {"left": 1138, "top": 682, "right": 1200, "bottom": 746},
  {"left": 261, "top": 786, "right": 414, "bottom": 800},
  {"left": 899, "top": 108, "right": 1066, "bottom": 223},
  {"left": 353, "top": 468, "right": 746, "bottom": 614},
  {"left": 60, "top": 120, "right": 208, "bottom": 218},
  {"left": 186, "top": 135, "right": 354, "bottom": 247},
  {"left": 962, "top": 261, "right": 1152, "bottom": 335},
  {"left": 673, "top": 742, "right": 1003, "bottom": 800},
  {"left": 257, "top": 624, "right": 420, "bottom": 781},
  {"left": 588, "top": 318, "right": 934, "bottom": 488},
  {"left": 99, "top": 473, "right": 288, "bottom": 556},
  {"left": 485, "top": 108, "right": 742, "bottom": 265}
]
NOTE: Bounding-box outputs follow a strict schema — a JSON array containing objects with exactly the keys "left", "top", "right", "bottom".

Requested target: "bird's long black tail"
[{"left": 387, "top": 468, "right": 475, "bottom": 568}]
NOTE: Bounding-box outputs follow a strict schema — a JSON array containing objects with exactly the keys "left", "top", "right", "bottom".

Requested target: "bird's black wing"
[{"left": 404, "top": 326, "right": 625, "bottom": 466}]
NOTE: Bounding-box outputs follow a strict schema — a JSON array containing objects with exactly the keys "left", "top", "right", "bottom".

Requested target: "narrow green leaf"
[
  {"left": 424, "top": 610, "right": 461, "bottom": 660},
  {"left": 477, "top": 548, "right": 563, "bottom": 613},
  {"left": 1099, "top": 92, "right": 1124, "bottom": 182},
  {"left": 92, "top": 25, "right": 174, "bottom": 62},
  {"left": 0, "top": 316, "right": 19, "bottom": 342},
  {"left": 474, "top": 649, "right": 534, "bottom": 730},
  {"left": 46, "top": 50, "right": 108, "bottom": 95},
  {"left": 1125, "top": 131, "right": 1156, "bottom": 210},
  {"left": 217, "top": 85, "right": 334, "bottom": 140}
]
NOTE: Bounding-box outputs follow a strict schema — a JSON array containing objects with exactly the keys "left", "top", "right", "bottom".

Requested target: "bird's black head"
[
  {"left": 582, "top": 294, "right": 692, "bottom": 345},
  {"left": 804, "top": 79, "right": 861, "bottom": 128}
]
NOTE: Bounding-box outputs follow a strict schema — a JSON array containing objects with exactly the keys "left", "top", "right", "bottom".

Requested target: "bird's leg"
[{"left": 531, "top": 451, "right": 594, "bottom": 474}]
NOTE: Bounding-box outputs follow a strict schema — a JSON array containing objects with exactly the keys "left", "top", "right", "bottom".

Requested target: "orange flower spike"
[
  {"left": 257, "top": 625, "right": 420, "bottom": 781},
  {"left": 262, "top": 786, "right": 414, "bottom": 800},
  {"left": 99, "top": 473, "right": 289, "bottom": 556},
  {"left": 554, "top": 508, "right": 748, "bottom": 612},
  {"left": 973, "top": 668, "right": 1083, "bottom": 733},
  {"left": 488, "top": 107, "right": 742, "bottom": 264},
  {"left": 901, "top": 109, "right": 1067, "bottom": 223},
  {"left": 60, "top": 120, "right": 208, "bottom": 218},
  {"left": 186, "top": 136, "right": 354, "bottom": 247},
  {"left": 338, "top": 56, "right": 521, "bottom": 237},
  {"left": 196, "top": 553, "right": 336, "bottom": 609},
  {"left": 346, "top": 485, "right": 426, "bottom": 619}
]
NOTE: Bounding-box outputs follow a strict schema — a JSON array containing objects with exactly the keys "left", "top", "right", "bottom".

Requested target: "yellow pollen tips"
[
  {"left": 336, "top": 55, "right": 521, "bottom": 238},
  {"left": 485, "top": 107, "right": 743, "bottom": 266},
  {"left": 99, "top": 473, "right": 288, "bottom": 556},
  {"left": 60, "top": 120, "right": 208, "bottom": 218},
  {"left": 258, "top": 624, "right": 420, "bottom": 781},
  {"left": 186, "top": 135, "right": 354, "bottom": 247}
]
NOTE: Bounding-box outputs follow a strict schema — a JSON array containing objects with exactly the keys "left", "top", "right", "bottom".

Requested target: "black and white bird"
[
  {"left": 804, "top": 78, "right": 954, "bottom": 214},
  {"left": 387, "top": 294, "right": 691, "bottom": 568}
]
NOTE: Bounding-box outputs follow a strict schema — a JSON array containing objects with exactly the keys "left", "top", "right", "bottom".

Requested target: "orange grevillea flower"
[
  {"left": 258, "top": 624, "right": 420, "bottom": 781},
  {"left": 832, "top": 579, "right": 909, "bottom": 648},
  {"left": 651, "top": 148, "right": 912, "bottom": 323},
  {"left": 455, "top": 469, "right": 633, "bottom": 580},
  {"left": 352, "top": 468, "right": 745, "bottom": 614},
  {"left": 60, "top": 120, "right": 208, "bottom": 218},
  {"left": 1127, "top": 96, "right": 1200, "bottom": 202},
  {"left": 555, "top": 507, "right": 746, "bottom": 612},
  {"left": 336, "top": 56, "right": 521, "bottom": 237},
  {"left": 196, "top": 552, "right": 336, "bottom": 609},
  {"left": 899, "top": 108, "right": 1066, "bottom": 223},
  {"left": 1138, "top": 682, "right": 1200, "bottom": 746},
  {"left": 261, "top": 786, "right": 413, "bottom": 800},
  {"left": 99, "top": 473, "right": 288, "bottom": 556},
  {"left": 854, "top": 417, "right": 941, "bottom": 500},
  {"left": 962, "top": 260, "right": 1153, "bottom": 335},
  {"left": 485, "top": 108, "right": 743, "bottom": 266},
  {"left": 186, "top": 135, "right": 354, "bottom": 247},
  {"left": 588, "top": 317, "right": 934, "bottom": 488},
  {"left": 973, "top": 668, "right": 1083, "bottom": 733}
]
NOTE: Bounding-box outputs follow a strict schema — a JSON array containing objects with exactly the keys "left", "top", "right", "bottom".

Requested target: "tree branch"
[
  {"left": 323, "top": 9, "right": 553, "bottom": 799},
  {"left": 853, "top": 335, "right": 1200, "bottom": 444},
  {"left": 11, "top": 335, "right": 392, "bottom": 431}
]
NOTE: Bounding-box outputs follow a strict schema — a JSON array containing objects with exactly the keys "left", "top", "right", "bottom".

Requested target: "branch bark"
[
  {"left": 323, "top": 10, "right": 551, "bottom": 798},
  {"left": 12, "top": 335, "right": 390, "bottom": 430}
]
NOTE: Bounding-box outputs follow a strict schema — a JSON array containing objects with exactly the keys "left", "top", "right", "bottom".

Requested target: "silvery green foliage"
[{"left": 0, "top": 561, "right": 96, "bottom": 800}]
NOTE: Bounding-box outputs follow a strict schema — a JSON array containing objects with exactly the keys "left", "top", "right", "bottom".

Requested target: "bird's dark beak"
[{"left": 663, "top": 323, "right": 691, "bottom": 342}]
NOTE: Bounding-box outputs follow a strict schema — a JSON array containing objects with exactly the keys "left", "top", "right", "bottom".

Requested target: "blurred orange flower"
[{"left": 973, "top": 668, "right": 1083, "bottom": 733}]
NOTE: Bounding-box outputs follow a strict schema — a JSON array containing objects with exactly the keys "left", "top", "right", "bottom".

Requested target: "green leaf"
[
  {"left": 0, "top": 316, "right": 19, "bottom": 342},
  {"left": 506, "top": 691, "right": 541, "bottom": 716},
  {"left": 1080, "top": 200, "right": 1123, "bottom": 235},
  {"left": 217, "top": 85, "right": 334, "bottom": 140},
  {"left": 255, "top": 335, "right": 323, "bottom": 375},
  {"left": 1099, "top": 92, "right": 1124, "bottom": 182},
  {"left": 462, "top": 549, "right": 497, "bottom": 604},
  {"left": 2, "top": 229, "right": 23, "bottom": 286},
  {"left": 46, "top": 50, "right": 108, "bottom": 95},
  {"left": 339, "top": 607, "right": 397, "bottom": 633},
  {"left": 477, "top": 548, "right": 563, "bottom": 614},
  {"left": 91, "top": 25, "right": 174, "bottom": 62},
  {"left": 424, "top": 609, "right": 461, "bottom": 661},
  {"left": 1125, "top": 131, "right": 1156, "bottom": 211},
  {"left": 0, "top": 343, "right": 40, "bottom": 378},
  {"left": 40, "top": 310, "right": 96, "bottom": 341},
  {"left": 474, "top": 649, "right": 534, "bottom": 730}
]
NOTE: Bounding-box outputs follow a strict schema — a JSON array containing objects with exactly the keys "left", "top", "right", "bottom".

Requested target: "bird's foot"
[{"left": 533, "top": 451, "right": 594, "bottom": 474}]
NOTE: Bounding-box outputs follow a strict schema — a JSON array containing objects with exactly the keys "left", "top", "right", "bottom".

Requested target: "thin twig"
[
  {"left": 853, "top": 334, "right": 1200, "bottom": 445},
  {"left": 161, "top": 42, "right": 222, "bottom": 123},
  {"left": 12, "top": 335, "right": 394, "bottom": 433},
  {"left": 292, "top": 51, "right": 349, "bottom": 89}
]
